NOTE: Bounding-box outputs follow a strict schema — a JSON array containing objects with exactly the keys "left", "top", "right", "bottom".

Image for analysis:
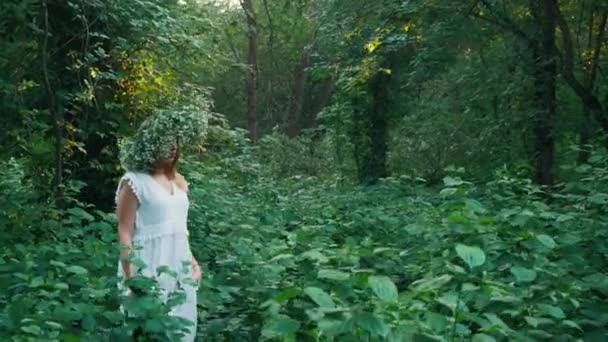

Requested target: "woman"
[{"left": 115, "top": 105, "right": 208, "bottom": 341}]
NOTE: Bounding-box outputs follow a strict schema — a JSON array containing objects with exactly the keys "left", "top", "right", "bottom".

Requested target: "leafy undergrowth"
[
  {"left": 188, "top": 158, "right": 608, "bottom": 341},
  {"left": 2, "top": 156, "right": 608, "bottom": 341}
]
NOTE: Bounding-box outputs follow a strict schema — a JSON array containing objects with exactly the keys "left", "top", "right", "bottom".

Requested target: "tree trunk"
[
  {"left": 576, "top": 8, "right": 607, "bottom": 164},
  {"left": 351, "top": 93, "right": 366, "bottom": 183},
  {"left": 367, "top": 70, "right": 390, "bottom": 183},
  {"left": 577, "top": 108, "right": 592, "bottom": 164},
  {"left": 42, "top": 0, "right": 64, "bottom": 206},
  {"left": 352, "top": 67, "right": 390, "bottom": 185},
  {"left": 528, "top": 0, "right": 558, "bottom": 186},
  {"left": 242, "top": 0, "right": 258, "bottom": 142},
  {"left": 307, "top": 78, "right": 335, "bottom": 129},
  {"left": 555, "top": 5, "right": 608, "bottom": 141},
  {"left": 285, "top": 50, "right": 310, "bottom": 137}
]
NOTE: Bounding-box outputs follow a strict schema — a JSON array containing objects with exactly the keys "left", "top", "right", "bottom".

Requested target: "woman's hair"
[{"left": 159, "top": 143, "right": 180, "bottom": 180}]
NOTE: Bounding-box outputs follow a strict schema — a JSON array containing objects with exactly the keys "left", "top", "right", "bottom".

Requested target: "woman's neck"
[{"left": 151, "top": 166, "right": 176, "bottom": 180}]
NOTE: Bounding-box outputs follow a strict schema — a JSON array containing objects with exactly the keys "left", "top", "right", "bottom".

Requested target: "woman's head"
[
  {"left": 153, "top": 141, "right": 180, "bottom": 178},
  {"left": 118, "top": 100, "right": 210, "bottom": 174}
]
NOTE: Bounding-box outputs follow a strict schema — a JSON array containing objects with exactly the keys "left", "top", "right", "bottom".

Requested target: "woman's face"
[
  {"left": 159, "top": 143, "right": 179, "bottom": 165},
  {"left": 167, "top": 144, "right": 178, "bottom": 161}
]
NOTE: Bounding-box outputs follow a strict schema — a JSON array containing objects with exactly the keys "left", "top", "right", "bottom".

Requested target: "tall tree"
[
  {"left": 285, "top": 48, "right": 310, "bottom": 137},
  {"left": 553, "top": 1, "right": 608, "bottom": 163},
  {"left": 41, "top": 0, "right": 64, "bottom": 205},
  {"left": 529, "top": 0, "right": 558, "bottom": 186},
  {"left": 241, "top": 0, "right": 259, "bottom": 142},
  {"left": 470, "top": 0, "right": 559, "bottom": 185}
]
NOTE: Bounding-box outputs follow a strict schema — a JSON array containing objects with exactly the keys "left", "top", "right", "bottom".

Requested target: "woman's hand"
[{"left": 191, "top": 259, "right": 202, "bottom": 282}]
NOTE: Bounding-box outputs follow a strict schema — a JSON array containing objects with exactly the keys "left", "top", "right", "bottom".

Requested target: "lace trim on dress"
[{"left": 115, "top": 174, "right": 142, "bottom": 206}]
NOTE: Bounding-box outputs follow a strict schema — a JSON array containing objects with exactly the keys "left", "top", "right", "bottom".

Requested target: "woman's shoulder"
[
  {"left": 118, "top": 171, "right": 152, "bottom": 193},
  {"left": 174, "top": 172, "right": 189, "bottom": 192},
  {"left": 121, "top": 171, "right": 150, "bottom": 181},
  {"left": 116, "top": 171, "right": 149, "bottom": 206}
]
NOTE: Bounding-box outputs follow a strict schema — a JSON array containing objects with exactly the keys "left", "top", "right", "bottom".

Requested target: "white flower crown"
[{"left": 119, "top": 98, "right": 210, "bottom": 172}]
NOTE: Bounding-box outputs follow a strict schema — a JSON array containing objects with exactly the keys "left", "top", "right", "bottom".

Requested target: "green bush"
[
  {"left": 2, "top": 149, "right": 608, "bottom": 340},
  {"left": 0, "top": 160, "right": 197, "bottom": 341},
  {"left": 183, "top": 150, "right": 607, "bottom": 340}
]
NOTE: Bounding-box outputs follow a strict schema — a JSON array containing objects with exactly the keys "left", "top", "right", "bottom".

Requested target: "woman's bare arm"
[
  {"left": 116, "top": 182, "right": 138, "bottom": 278},
  {"left": 175, "top": 172, "right": 201, "bottom": 280}
]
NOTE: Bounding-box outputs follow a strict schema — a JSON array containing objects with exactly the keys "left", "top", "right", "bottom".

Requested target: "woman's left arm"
[
  {"left": 191, "top": 254, "right": 202, "bottom": 281},
  {"left": 178, "top": 172, "right": 201, "bottom": 281}
]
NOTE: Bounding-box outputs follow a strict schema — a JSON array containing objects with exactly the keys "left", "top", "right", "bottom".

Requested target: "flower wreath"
[{"left": 119, "top": 99, "right": 210, "bottom": 172}]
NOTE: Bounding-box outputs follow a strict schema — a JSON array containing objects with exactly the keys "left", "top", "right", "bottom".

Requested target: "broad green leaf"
[
  {"left": 465, "top": 199, "right": 487, "bottom": 213},
  {"left": 426, "top": 312, "right": 447, "bottom": 333},
  {"left": 589, "top": 193, "right": 608, "bottom": 204},
  {"left": 50, "top": 260, "right": 67, "bottom": 268},
  {"left": 262, "top": 316, "right": 300, "bottom": 338},
  {"left": 562, "top": 320, "right": 582, "bottom": 331},
  {"left": 439, "top": 188, "right": 458, "bottom": 197},
  {"left": 66, "top": 265, "right": 88, "bottom": 275},
  {"left": 304, "top": 287, "right": 335, "bottom": 308},
  {"left": 510, "top": 266, "right": 537, "bottom": 283},
  {"left": 317, "top": 319, "right": 346, "bottom": 336},
  {"left": 536, "top": 234, "right": 556, "bottom": 249},
  {"left": 300, "top": 249, "right": 329, "bottom": 263},
  {"left": 54, "top": 282, "right": 69, "bottom": 290},
  {"left": 524, "top": 316, "right": 539, "bottom": 328},
  {"left": 387, "top": 325, "right": 417, "bottom": 342},
  {"left": 556, "top": 214, "right": 574, "bottom": 223},
  {"left": 483, "top": 313, "right": 511, "bottom": 332},
  {"left": 144, "top": 318, "right": 164, "bottom": 333},
  {"left": 29, "top": 276, "right": 44, "bottom": 288},
  {"left": 66, "top": 207, "right": 95, "bottom": 221},
  {"left": 411, "top": 274, "right": 453, "bottom": 291},
  {"left": 472, "top": 334, "right": 496, "bottom": 342},
  {"left": 274, "top": 287, "right": 302, "bottom": 303},
  {"left": 443, "top": 176, "right": 464, "bottom": 186},
  {"left": 102, "top": 311, "right": 124, "bottom": 324},
  {"left": 537, "top": 304, "right": 565, "bottom": 319},
  {"left": 318, "top": 269, "right": 350, "bottom": 281},
  {"left": 81, "top": 315, "right": 96, "bottom": 331},
  {"left": 455, "top": 244, "right": 486, "bottom": 269},
  {"left": 270, "top": 253, "right": 294, "bottom": 262},
  {"left": 356, "top": 312, "right": 389, "bottom": 337},
  {"left": 436, "top": 292, "right": 463, "bottom": 312},
  {"left": 20, "top": 325, "right": 41, "bottom": 335},
  {"left": 44, "top": 321, "right": 62, "bottom": 329},
  {"left": 462, "top": 282, "right": 479, "bottom": 291},
  {"left": 368, "top": 275, "right": 398, "bottom": 303},
  {"left": 455, "top": 323, "right": 471, "bottom": 336},
  {"left": 373, "top": 247, "right": 393, "bottom": 254}
]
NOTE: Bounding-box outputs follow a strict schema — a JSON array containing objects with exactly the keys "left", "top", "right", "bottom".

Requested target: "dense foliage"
[
  {"left": 2, "top": 0, "right": 608, "bottom": 340},
  {"left": 2, "top": 148, "right": 608, "bottom": 340}
]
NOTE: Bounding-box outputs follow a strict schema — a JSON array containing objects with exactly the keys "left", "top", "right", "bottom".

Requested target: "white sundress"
[{"left": 115, "top": 171, "right": 198, "bottom": 341}]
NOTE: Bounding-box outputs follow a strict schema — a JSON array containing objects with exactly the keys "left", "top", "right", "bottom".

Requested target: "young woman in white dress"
[{"left": 115, "top": 142, "right": 201, "bottom": 341}]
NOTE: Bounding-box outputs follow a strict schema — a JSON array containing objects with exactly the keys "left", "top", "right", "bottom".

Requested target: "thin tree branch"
[
  {"left": 472, "top": 0, "right": 531, "bottom": 42},
  {"left": 587, "top": 10, "right": 607, "bottom": 90},
  {"left": 42, "top": 0, "right": 64, "bottom": 205},
  {"left": 555, "top": 3, "right": 608, "bottom": 129},
  {"left": 50, "top": 17, "right": 100, "bottom": 57},
  {"left": 556, "top": 2, "right": 590, "bottom": 96},
  {"left": 263, "top": 0, "right": 274, "bottom": 56},
  {"left": 239, "top": 0, "right": 257, "bottom": 25}
]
